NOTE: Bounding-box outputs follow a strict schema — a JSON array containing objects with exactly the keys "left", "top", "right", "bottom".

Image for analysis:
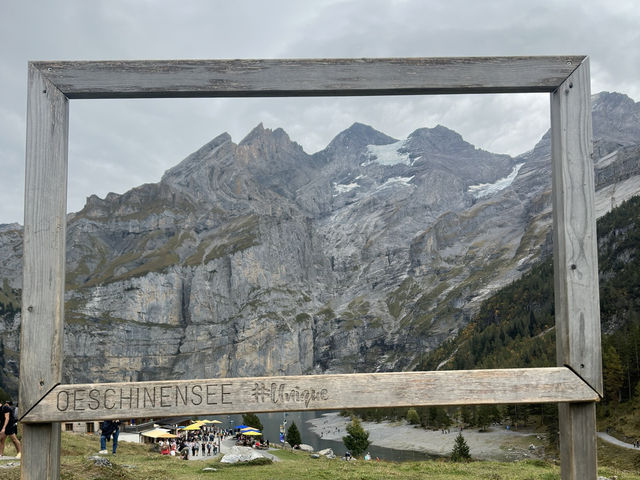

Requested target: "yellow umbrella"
[
  {"left": 141, "top": 428, "right": 172, "bottom": 438},
  {"left": 158, "top": 432, "right": 178, "bottom": 438},
  {"left": 244, "top": 430, "right": 262, "bottom": 436},
  {"left": 183, "top": 421, "right": 206, "bottom": 431},
  {"left": 209, "top": 420, "right": 222, "bottom": 424}
]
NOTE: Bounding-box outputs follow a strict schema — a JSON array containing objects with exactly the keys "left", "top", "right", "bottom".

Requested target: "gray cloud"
[{"left": 1, "top": 0, "right": 639, "bottom": 223}]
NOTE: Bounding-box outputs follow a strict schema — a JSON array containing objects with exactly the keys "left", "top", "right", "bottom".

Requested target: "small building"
[{"left": 62, "top": 421, "right": 100, "bottom": 434}]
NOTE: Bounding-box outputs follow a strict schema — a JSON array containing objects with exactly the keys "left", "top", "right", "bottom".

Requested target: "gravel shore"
[{"left": 307, "top": 412, "right": 544, "bottom": 461}]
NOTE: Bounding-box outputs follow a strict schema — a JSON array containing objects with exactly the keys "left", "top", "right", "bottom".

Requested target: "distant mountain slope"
[
  {"left": 1, "top": 92, "right": 640, "bottom": 398},
  {"left": 420, "top": 194, "right": 640, "bottom": 404}
]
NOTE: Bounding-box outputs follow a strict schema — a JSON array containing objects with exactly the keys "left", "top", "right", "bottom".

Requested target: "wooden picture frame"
[{"left": 20, "top": 56, "right": 601, "bottom": 479}]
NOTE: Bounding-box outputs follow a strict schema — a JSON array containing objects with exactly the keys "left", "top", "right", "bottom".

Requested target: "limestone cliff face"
[{"left": 1, "top": 93, "right": 640, "bottom": 396}]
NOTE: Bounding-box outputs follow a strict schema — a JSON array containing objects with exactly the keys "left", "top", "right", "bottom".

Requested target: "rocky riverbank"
[{"left": 307, "top": 412, "right": 546, "bottom": 461}]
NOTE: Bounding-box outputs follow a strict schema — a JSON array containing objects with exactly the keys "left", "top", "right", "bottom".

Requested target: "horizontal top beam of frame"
[
  {"left": 31, "top": 56, "right": 585, "bottom": 99},
  {"left": 22, "top": 367, "right": 597, "bottom": 423}
]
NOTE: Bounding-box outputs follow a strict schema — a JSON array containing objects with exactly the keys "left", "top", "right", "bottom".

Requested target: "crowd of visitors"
[
  {"left": 96, "top": 421, "right": 272, "bottom": 460},
  {"left": 167, "top": 426, "right": 229, "bottom": 459}
]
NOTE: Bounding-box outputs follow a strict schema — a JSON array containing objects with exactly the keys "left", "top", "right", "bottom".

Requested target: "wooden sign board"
[
  {"left": 21, "top": 56, "right": 601, "bottom": 479},
  {"left": 23, "top": 368, "right": 597, "bottom": 422}
]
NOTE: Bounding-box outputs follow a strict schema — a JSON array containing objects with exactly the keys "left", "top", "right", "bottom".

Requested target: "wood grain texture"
[
  {"left": 558, "top": 403, "right": 597, "bottom": 480},
  {"left": 20, "top": 64, "right": 68, "bottom": 480},
  {"left": 31, "top": 56, "right": 585, "bottom": 99},
  {"left": 550, "top": 58, "right": 603, "bottom": 396},
  {"left": 20, "top": 64, "right": 69, "bottom": 412},
  {"left": 20, "top": 424, "right": 60, "bottom": 480},
  {"left": 22, "top": 368, "right": 597, "bottom": 423}
]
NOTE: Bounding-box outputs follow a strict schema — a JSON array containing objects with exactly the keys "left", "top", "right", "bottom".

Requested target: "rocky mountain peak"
[
  {"left": 161, "top": 131, "right": 233, "bottom": 185},
  {"left": 236, "top": 122, "right": 307, "bottom": 169},
  {"left": 592, "top": 92, "right": 640, "bottom": 148},
  {"left": 238, "top": 122, "right": 303, "bottom": 153},
  {"left": 593, "top": 91, "right": 637, "bottom": 113},
  {"left": 405, "top": 124, "right": 474, "bottom": 155},
  {"left": 0, "top": 223, "right": 22, "bottom": 232},
  {"left": 523, "top": 91, "right": 640, "bottom": 162},
  {"left": 322, "top": 122, "right": 397, "bottom": 154}
]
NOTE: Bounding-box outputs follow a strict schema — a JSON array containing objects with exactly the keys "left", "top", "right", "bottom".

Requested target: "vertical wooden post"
[
  {"left": 20, "top": 63, "right": 69, "bottom": 479},
  {"left": 551, "top": 58, "right": 601, "bottom": 480}
]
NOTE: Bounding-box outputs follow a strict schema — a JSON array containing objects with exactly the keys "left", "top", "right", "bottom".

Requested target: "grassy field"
[{"left": 1, "top": 432, "right": 639, "bottom": 479}]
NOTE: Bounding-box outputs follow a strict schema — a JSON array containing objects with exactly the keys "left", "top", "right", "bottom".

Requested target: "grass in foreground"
[{"left": 0, "top": 432, "right": 639, "bottom": 479}]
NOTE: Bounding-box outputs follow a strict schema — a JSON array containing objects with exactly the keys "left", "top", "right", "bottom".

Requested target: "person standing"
[
  {"left": 0, "top": 399, "right": 21, "bottom": 459},
  {"left": 98, "top": 419, "right": 120, "bottom": 455}
]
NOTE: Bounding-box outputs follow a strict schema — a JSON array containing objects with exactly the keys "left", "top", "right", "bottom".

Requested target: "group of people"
[
  {"left": 234, "top": 433, "right": 268, "bottom": 449},
  {"left": 170, "top": 426, "right": 230, "bottom": 460}
]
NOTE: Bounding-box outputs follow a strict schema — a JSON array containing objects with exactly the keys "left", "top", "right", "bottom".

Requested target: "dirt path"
[{"left": 597, "top": 432, "right": 639, "bottom": 450}]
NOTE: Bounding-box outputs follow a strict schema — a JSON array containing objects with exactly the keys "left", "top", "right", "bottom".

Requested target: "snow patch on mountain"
[
  {"left": 467, "top": 163, "right": 524, "bottom": 199},
  {"left": 363, "top": 140, "right": 411, "bottom": 166},
  {"left": 333, "top": 182, "right": 360, "bottom": 196},
  {"left": 376, "top": 176, "right": 415, "bottom": 191}
]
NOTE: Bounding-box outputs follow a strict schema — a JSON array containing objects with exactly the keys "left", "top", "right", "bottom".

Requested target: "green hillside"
[{"left": 2, "top": 431, "right": 639, "bottom": 480}]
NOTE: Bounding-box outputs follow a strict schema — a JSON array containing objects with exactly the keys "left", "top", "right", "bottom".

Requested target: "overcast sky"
[{"left": 1, "top": 0, "right": 639, "bottom": 224}]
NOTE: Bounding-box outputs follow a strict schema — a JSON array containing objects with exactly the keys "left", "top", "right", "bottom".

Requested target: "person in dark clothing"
[
  {"left": 0, "top": 400, "right": 21, "bottom": 458},
  {"left": 98, "top": 420, "right": 120, "bottom": 454}
]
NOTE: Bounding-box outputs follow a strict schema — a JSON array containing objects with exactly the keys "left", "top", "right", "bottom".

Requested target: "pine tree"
[
  {"left": 603, "top": 344, "right": 624, "bottom": 404},
  {"left": 242, "top": 413, "right": 263, "bottom": 432},
  {"left": 450, "top": 432, "right": 471, "bottom": 462},
  {"left": 476, "top": 405, "right": 492, "bottom": 431},
  {"left": 286, "top": 421, "right": 302, "bottom": 447},
  {"left": 342, "top": 417, "right": 370, "bottom": 457},
  {"left": 406, "top": 408, "right": 420, "bottom": 425}
]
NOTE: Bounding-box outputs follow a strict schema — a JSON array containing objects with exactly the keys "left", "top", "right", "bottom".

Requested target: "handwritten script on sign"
[{"left": 252, "top": 383, "right": 329, "bottom": 407}]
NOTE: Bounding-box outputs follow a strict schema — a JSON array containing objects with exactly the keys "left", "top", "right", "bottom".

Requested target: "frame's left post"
[{"left": 20, "top": 63, "right": 69, "bottom": 479}]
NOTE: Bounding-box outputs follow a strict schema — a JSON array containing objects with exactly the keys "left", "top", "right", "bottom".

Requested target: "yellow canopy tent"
[
  {"left": 141, "top": 428, "right": 172, "bottom": 439},
  {"left": 182, "top": 421, "right": 206, "bottom": 431}
]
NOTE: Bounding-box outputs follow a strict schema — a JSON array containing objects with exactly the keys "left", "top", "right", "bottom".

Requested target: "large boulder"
[{"left": 220, "top": 446, "right": 265, "bottom": 464}]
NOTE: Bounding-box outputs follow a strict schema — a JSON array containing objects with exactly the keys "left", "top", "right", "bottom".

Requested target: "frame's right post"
[{"left": 551, "top": 57, "right": 602, "bottom": 480}]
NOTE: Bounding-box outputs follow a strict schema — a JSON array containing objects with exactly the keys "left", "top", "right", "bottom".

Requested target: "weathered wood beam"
[
  {"left": 558, "top": 403, "right": 597, "bottom": 480},
  {"left": 20, "top": 63, "right": 69, "bottom": 480},
  {"left": 551, "top": 57, "right": 602, "bottom": 396},
  {"left": 32, "top": 56, "right": 585, "bottom": 99},
  {"left": 22, "top": 368, "right": 598, "bottom": 423},
  {"left": 551, "top": 58, "right": 601, "bottom": 480}
]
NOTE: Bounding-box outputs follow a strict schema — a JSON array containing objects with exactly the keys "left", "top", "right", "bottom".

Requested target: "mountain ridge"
[{"left": 1, "top": 91, "right": 640, "bottom": 397}]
